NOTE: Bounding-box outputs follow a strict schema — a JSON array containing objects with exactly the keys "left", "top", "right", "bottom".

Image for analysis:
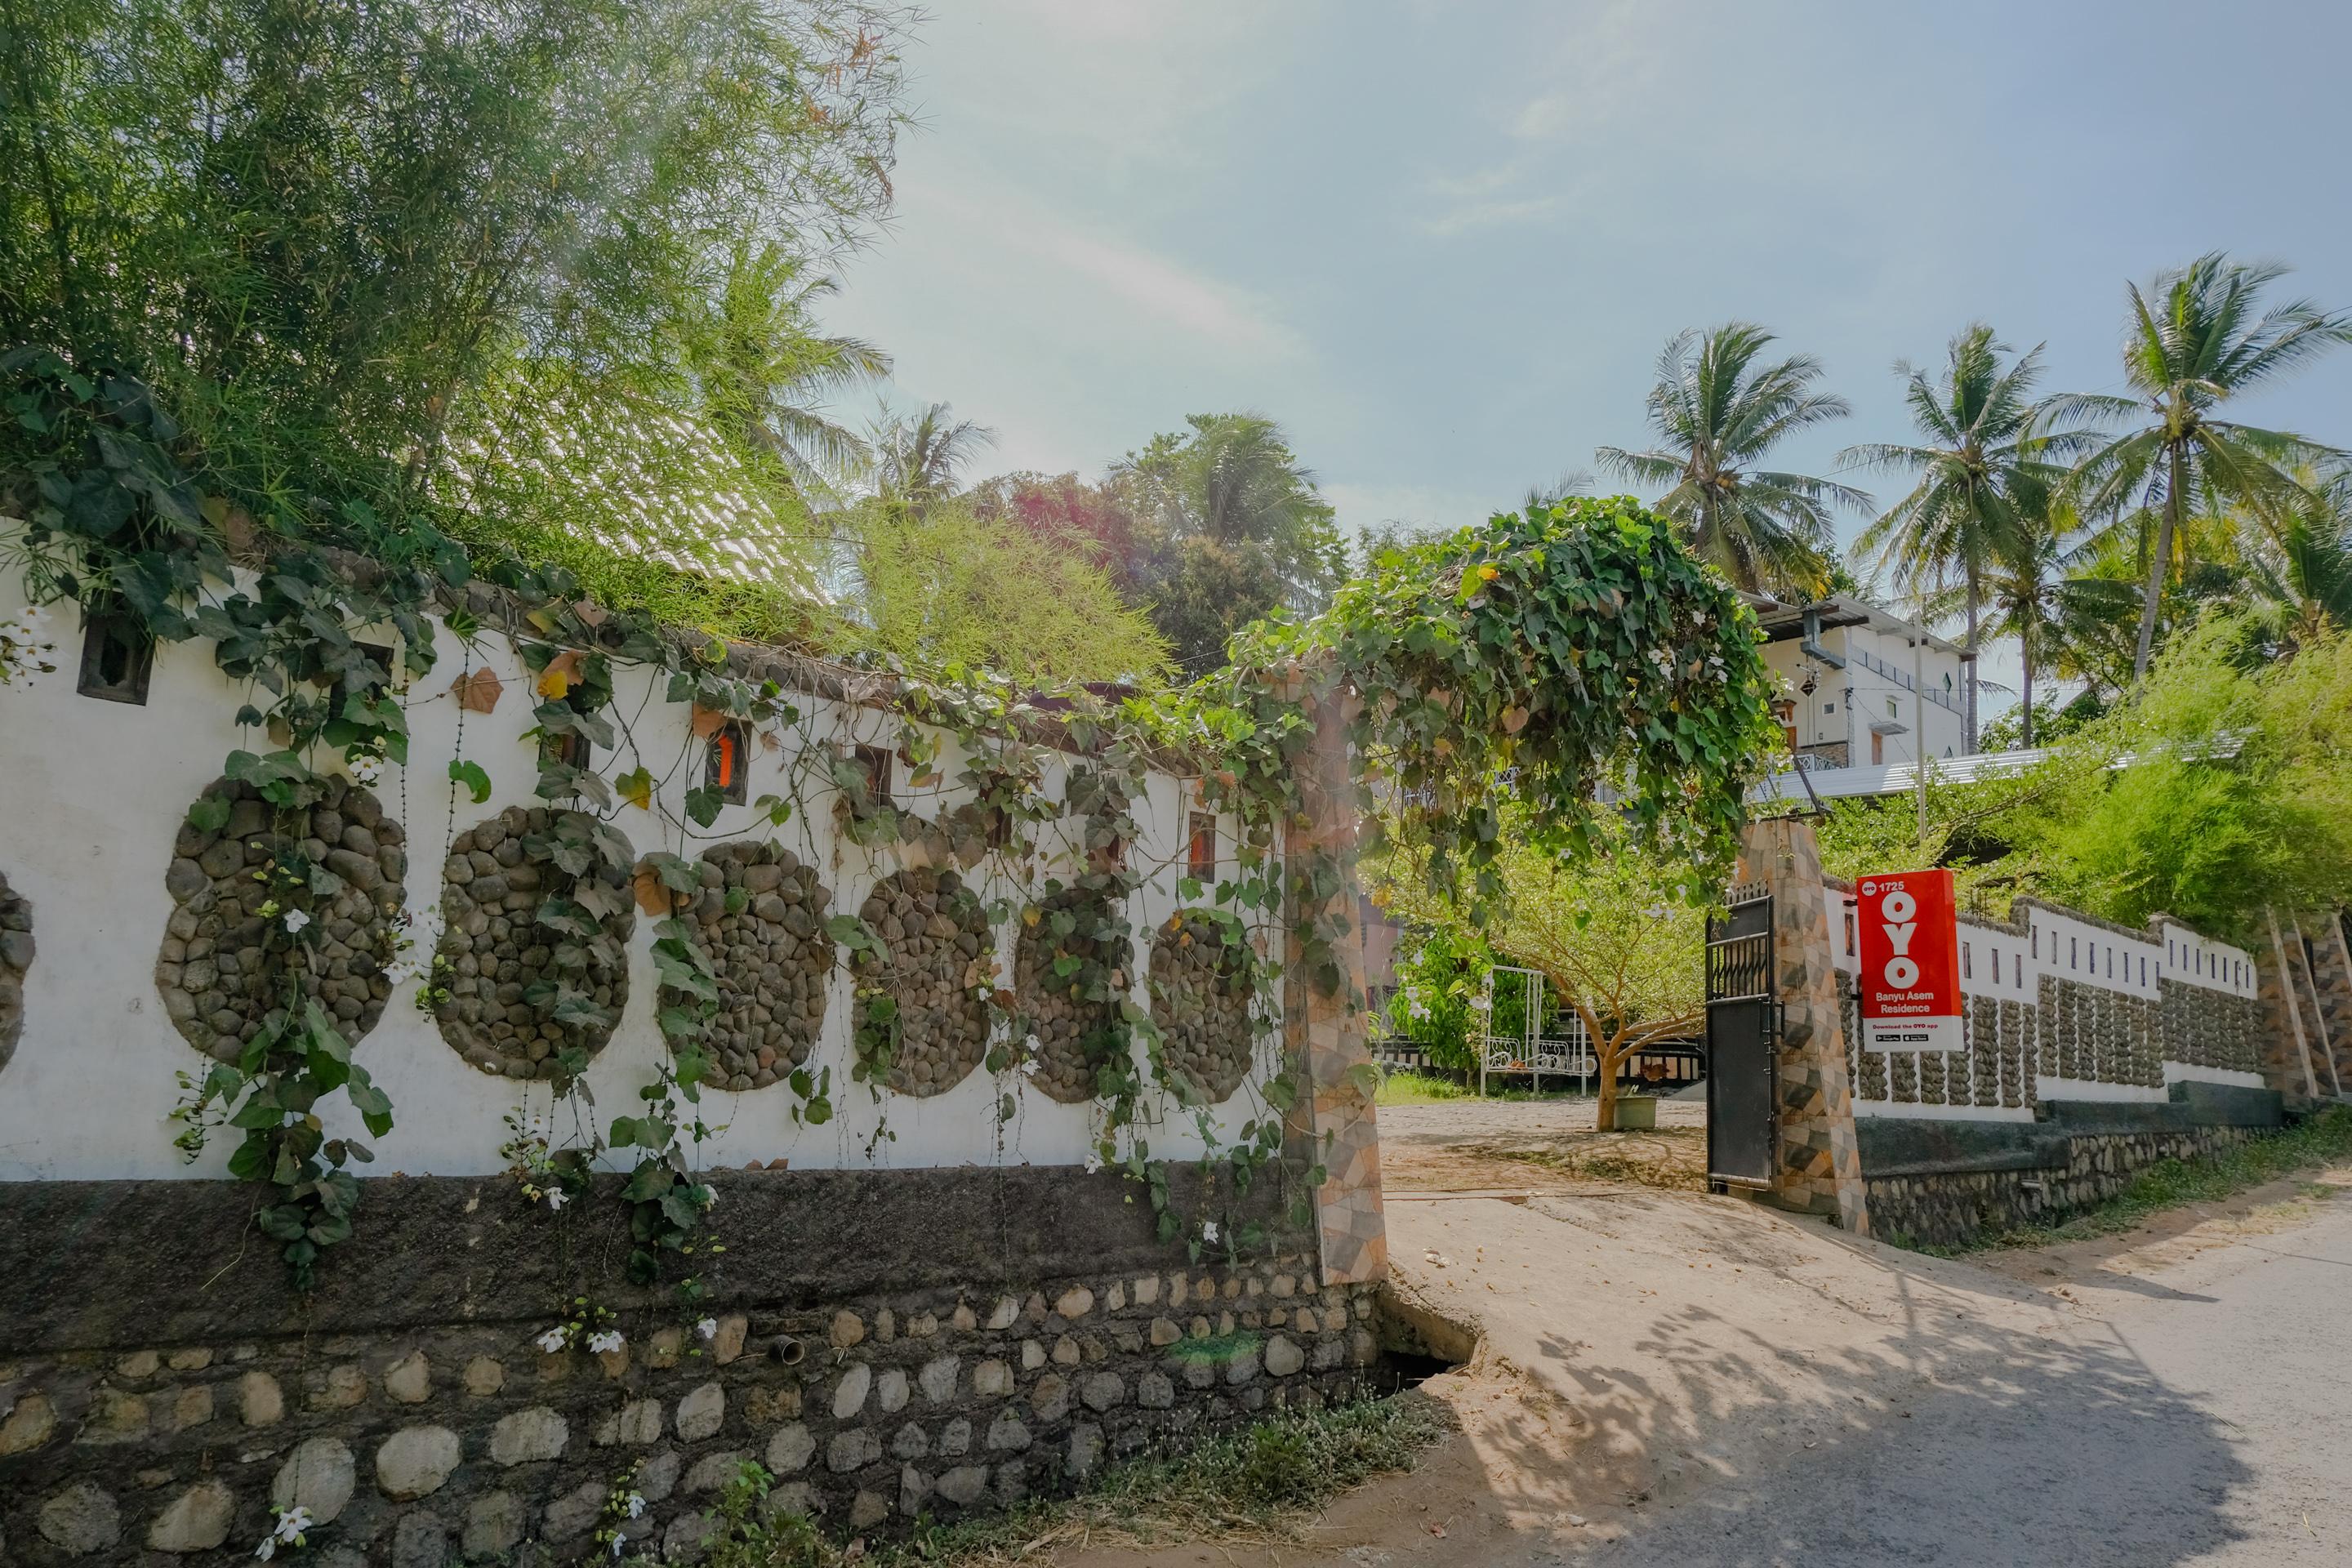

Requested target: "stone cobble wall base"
[
  {"left": 1865, "top": 1125, "right": 2257, "bottom": 1252},
  {"left": 0, "top": 1259, "right": 1379, "bottom": 1566}
]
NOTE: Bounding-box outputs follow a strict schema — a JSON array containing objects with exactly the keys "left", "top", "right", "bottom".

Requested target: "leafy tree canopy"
[
  {"left": 2, "top": 0, "right": 912, "bottom": 634},
  {"left": 1228, "top": 497, "right": 1783, "bottom": 914},
  {"left": 848, "top": 497, "right": 1173, "bottom": 684}
]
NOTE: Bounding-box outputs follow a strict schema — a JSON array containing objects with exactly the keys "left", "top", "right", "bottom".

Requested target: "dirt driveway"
[
  {"left": 1379, "top": 1094, "right": 1708, "bottom": 1195},
  {"left": 1060, "top": 1156, "right": 2352, "bottom": 1568}
]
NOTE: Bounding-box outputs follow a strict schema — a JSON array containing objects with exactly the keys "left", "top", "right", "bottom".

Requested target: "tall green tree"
[
  {"left": 2218, "top": 474, "right": 2352, "bottom": 658},
  {"left": 697, "top": 241, "right": 891, "bottom": 503},
  {"left": 2060, "top": 254, "right": 2352, "bottom": 678},
  {"left": 1, "top": 0, "right": 912, "bottom": 612},
  {"left": 1597, "top": 323, "right": 1869, "bottom": 595},
  {"left": 870, "top": 401, "right": 996, "bottom": 516},
  {"left": 1952, "top": 500, "right": 2135, "bottom": 746},
  {"left": 1111, "top": 412, "right": 1343, "bottom": 675},
  {"left": 849, "top": 497, "right": 1171, "bottom": 684},
  {"left": 1841, "top": 326, "right": 2093, "bottom": 748}
]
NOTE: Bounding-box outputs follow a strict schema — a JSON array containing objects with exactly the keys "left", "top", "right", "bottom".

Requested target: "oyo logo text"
[{"left": 1878, "top": 887, "right": 1919, "bottom": 990}]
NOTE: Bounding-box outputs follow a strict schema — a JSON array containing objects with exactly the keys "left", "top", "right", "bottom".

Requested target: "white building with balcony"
[{"left": 1746, "top": 594, "right": 1970, "bottom": 771}]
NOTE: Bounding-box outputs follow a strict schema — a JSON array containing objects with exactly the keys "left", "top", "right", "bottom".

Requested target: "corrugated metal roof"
[{"left": 1751, "top": 747, "right": 2054, "bottom": 803}]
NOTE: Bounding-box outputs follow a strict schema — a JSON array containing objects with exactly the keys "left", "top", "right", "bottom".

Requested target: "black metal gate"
[{"left": 1705, "top": 884, "right": 1777, "bottom": 1190}]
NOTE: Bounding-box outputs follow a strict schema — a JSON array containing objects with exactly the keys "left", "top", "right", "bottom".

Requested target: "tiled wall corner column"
[
  {"left": 1740, "top": 818, "right": 1870, "bottom": 1236},
  {"left": 1284, "top": 691, "right": 1388, "bottom": 1287}
]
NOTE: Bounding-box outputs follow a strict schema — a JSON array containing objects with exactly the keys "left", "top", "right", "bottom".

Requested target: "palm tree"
[
  {"left": 1521, "top": 470, "right": 1595, "bottom": 512},
  {"left": 871, "top": 402, "right": 996, "bottom": 515},
  {"left": 1597, "top": 323, "right": 1869, "bottom": 595},
  {"left": 2061, "top": 253, "right": 2352, "bottom": 677},
  {"left": 2240, "top": 473, "right": 2352, "bottom": 654},
  {"left": 701, "top": 242, "right": 893, "bottom": 500},
  {"left": 1955, "top": 500, "right": 2134, "bottom": 746},
  {"left": 1840, "top": 326, "right": 2095, "bottom": 749}
]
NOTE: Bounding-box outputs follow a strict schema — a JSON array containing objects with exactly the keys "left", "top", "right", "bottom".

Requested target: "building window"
[
  {"left": 77, "top": 601, "right": 154, "bottom": 704},
  {"left": 1187, "top": 813, "right": 1217, "bottom": 884},
  {"left": 546, "top": 731, "right": 592, "bottom": 772},
  {"left": 705, "top": 720, "right": 750, "bottom": 805},
  {"left": 1824, "top": 702, "right": 1836, "bottom": 714},
  {"left": 2032, "top": 930, "right": 2039, "bottom": 959},
  {"left": 1962, "top": 942, "right": 1972, "bottom": 980},
  {"left": 2015, "top": 952, "right": 2024, "bottom": 987},
  {"left": 1887, "top": 697, "right": 1900, "bottom": 719},
  {"left": 2070, "top": 936, "right": 2078, "bottom": 969},
  {"left": 1843, "top": 906, "right": 1856, "bottom": 956},
  {"left": 850, "top": 743, "right": 893, "bottom": 808}
]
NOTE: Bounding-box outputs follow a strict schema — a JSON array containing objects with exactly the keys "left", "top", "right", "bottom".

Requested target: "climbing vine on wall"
[{"left": 6, "top": 353, "right": 1776, "bottom": 1290}]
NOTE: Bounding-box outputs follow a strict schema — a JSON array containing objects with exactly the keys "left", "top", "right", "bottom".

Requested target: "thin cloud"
[
  {"left": 1421, "top": 193, "right": 1562, "bottom": 238},
  {"left": 908, "top": 175, "right": 1307, "bottom": 362}
]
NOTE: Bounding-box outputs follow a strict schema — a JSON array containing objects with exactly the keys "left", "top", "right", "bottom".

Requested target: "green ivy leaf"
[{"left": 448, "top": 759, "right": 492, "bottom": 804}]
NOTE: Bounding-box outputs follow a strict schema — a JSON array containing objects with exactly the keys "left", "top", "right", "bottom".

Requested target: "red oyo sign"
[{"left": 1855, "top": 868, "right": 1962, "bottom": 1053}]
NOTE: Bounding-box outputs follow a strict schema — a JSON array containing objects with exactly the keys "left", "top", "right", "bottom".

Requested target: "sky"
[{"left": 822, "top": 0, "right": 2352, "bottom": 719}]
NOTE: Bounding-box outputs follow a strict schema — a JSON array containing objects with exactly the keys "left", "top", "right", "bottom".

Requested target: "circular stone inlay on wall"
[
  {"left": 156, "top": 777, "right": 408, "bottom": 1064},
  {"left": 1147, "top": 910, "right": 1258, "bottom": 1105},
  {"left": 660, "top": 841, "right": 835, "bottom": 1091},
  {"left": 851, "top": 866, "right": 993, "bottom": 1097},
  {"left": 1012, "top": 881, "right": 1131, "bottom": 1103},
  {"left": 0, "top": 870, "right": 31, "bottom": 1072},
  {"left": 432, "top": 806, "right": 633, "bottom": 1080}
]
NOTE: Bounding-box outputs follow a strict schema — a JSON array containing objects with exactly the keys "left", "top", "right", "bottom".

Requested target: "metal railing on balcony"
[{"left": 1849, "top": 646, "right": 1959, "bottom": 714}]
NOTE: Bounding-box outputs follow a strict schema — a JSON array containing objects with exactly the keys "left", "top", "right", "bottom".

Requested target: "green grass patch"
[
  {"left": 653, "top": 1392, "right": 1449, "bottom": 1568},
  {"left": 1928, "top": 1106, "right": 2352, "bottom": 1254},
  {"left": 1374, "top": 1068, "right": 1591, "bottom": 1107}
]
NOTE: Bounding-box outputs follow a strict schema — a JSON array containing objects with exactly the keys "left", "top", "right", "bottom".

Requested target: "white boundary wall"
[
  {"left": 1831, "top": 887, "right": 2262, "bottom": 1120},
  {"left": 0, "top": 568, "right": 1272, "bottom": 1181}
]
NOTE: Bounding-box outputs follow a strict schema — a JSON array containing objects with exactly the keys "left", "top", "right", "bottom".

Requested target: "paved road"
[{"left": 1573, "top": 1198, "right": 2352, "bottom": 1567}]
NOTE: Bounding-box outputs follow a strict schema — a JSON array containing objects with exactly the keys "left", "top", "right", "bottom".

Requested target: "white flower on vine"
[
  {"left": 696, "top": 1183, "right": 719, "bottom": 1209},
  {"left": 1201, "top": 1219, "right": 1220, "bottom": 1244},
  {"left": 273, "top": 1508, "right": 311, "bottom": 1544},
  {"left": 347, "top": 754, "right": 383, "bottom": 785},
  {"left": 696, "top": 1317, "right": 719, "bottom": 1342},
  {"left": 587, "top": 1330, "right": 625, "bottom": 1355},
  {"left": 536, "top": 1326, "right": 568, "bottom": 1353},
  {"left": 255, "top": 1540, "right": 276, "bottom": 1561},
  {"left": 624, "top": 1491, "right": 648, "bottom": 1519},
  {"left": 610, "top": 1535, "right": 626, "bottom": 1559},
  {"left": 282, "top": 909, "right": 313, "bottom": 936},
  {"left": 1084, "top": 1151, "right": 1103, "bottom": 1174}
]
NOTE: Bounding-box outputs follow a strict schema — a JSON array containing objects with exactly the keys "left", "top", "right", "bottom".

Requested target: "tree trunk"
[
  {"left": 1594, "top": 1036, "right": 1621, "bottom": 1130},
  {"left": 2132, "top": 444, "right": 2187, "bottom": 679},
  {"left": 1963, "top": 567, "right": 1980, "bottom": 753},
  {"left": 2020, "top": 630, "right": 2036, "bottom": 749}
]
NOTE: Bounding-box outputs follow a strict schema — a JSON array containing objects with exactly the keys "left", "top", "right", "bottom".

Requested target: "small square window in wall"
[
  {"left": 77, "top": 601, "right": 155, "bottom": 704},
  {"left": 706, "top": 720, "right": 750, "bottom": 806},
  {"left": 1186, "top": 812, "right": 1217, "bottom": 885},
  {"left": 546, "top": 731, "right": 593, "bottom": 773},
  {"left": 852, "top": 744, "right": 893, "bottom": 808}
]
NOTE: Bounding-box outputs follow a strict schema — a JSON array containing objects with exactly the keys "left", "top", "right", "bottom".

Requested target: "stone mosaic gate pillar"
[
  {"left": 1738, "top": 818, "right": 1870, "bottom": 1236},
  {"left": 1282, "top": 692, "right": 1388, "bottom": 1287}
]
